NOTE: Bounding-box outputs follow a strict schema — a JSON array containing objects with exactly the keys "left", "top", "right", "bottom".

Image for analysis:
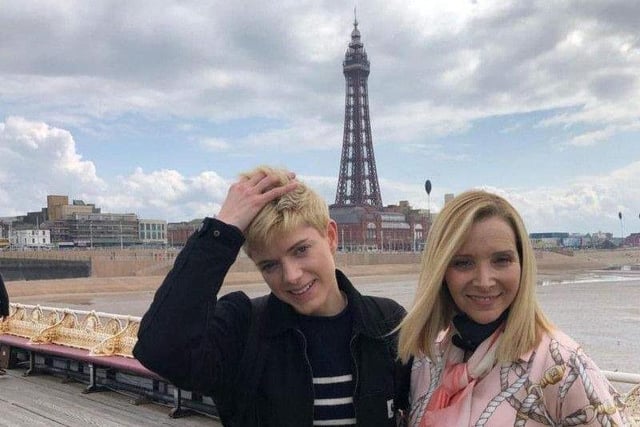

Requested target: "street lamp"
[
  {"left": 618, "top": 211, "right": 624, "bottom": 245},
  {"left": 425, "top": 179, "right": 433, "bottom": 248},
  {"left": 425, "top": 179, "right": 432, "bottom": 219}
]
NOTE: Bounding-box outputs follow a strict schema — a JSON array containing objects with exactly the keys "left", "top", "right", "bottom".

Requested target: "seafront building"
[
  {"left": 138, "top": 218, "right": 168, "bottom": 246},
  {"left": 9, "top": 229, "right": 51, "bottom": 249},
  {"left": 1, "top": 195, "right": 168, "bottom": 249},
  {"left": 626, "top": 233, "right": 640, "bottom": 247},
  {"left": 0, "top": 194, "right": 199, "bottom": 250},
  {"left": 166, "top": 220, "right": 201, "bottom": 247}
]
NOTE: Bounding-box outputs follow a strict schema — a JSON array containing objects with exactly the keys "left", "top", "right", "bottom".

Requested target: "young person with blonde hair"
[
  {"left": 134, "top": 166, "right": 409, "bottom": 426},
  {"left": 398, "top": 190, "right": 628, "bottom": 426}
]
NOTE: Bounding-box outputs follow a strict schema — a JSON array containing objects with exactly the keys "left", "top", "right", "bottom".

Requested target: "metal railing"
[
  {"left": 603, "top": 370, "right": 640, "bottom": 386},
  {"left": 1, "top": 303, "right": 140, "bottom": 357}
]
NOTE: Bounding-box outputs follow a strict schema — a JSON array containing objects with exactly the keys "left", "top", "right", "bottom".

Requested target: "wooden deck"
[{"left": 0, "top": 368, "right": 221, "bottom": 427}]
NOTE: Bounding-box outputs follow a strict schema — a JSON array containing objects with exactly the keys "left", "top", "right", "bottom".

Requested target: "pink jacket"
[{"left": 409, "top": 328, "right": 630, "bottom": 426}]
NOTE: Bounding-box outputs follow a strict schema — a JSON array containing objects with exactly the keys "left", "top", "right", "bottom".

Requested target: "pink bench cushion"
[{"left": 0, "top": 333, "right": 162, "bottom": 380}]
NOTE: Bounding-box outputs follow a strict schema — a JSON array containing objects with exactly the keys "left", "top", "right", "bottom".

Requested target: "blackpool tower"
[{"left": 333, "top": 18, "right": 382, "bottom": 208}]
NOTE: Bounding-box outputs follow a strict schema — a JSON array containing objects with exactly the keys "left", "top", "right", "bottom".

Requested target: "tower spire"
[{"left": 334, "top": 18, "right": 382, "bottom": 208}]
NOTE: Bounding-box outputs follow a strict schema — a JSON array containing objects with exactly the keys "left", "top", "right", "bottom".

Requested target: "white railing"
[
  {"left": 1, "top": 303, "right": 141, "bottom": 357},
  {"left": 603, "top": 370, "right": 640, "bottom": 385}
]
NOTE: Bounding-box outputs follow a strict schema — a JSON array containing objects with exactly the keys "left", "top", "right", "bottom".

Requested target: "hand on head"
[{"left": 216, "top": 169, "right": 298, "bottom": 232}]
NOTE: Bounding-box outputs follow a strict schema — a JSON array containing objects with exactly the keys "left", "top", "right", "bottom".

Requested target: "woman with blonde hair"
[{"left": 398, "top": 190, "right": 628, "bottom": 426}]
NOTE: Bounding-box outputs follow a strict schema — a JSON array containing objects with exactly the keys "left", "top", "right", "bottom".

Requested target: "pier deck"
[{"left": 0, "top": 368, "right": 221, "bottom": 427}]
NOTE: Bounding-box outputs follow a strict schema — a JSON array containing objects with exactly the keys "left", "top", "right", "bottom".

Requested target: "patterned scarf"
[{"left": 419, "top": 328, "right": 503, "bottom": 427}]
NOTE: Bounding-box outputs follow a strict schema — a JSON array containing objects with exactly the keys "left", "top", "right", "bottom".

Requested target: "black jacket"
[
  {"left": 0, "top": 272, "right": 8, "bottom": 317},
  {"left": 134, "top": 218, "right": 410, "bottom": 426}
]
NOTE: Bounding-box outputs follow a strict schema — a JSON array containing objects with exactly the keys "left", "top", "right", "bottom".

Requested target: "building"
[
  {"left": 625, "top": 233, "right": 640, "bottom": 247},
  {"left": 3, "top": 195, "right": 176, "bottom": 249},
  {"left": 10, "top": 229, "right": 51, "bottom": 249},
  {"left": 329, "top": 19, "right": 430, "bottom": 252},
  {"left": 167, "top": 220, "right": 201, "bottom": 247},
  {"left": 47, "top": 195, "right": 100, "bottom": 221},
  {"left": 529, "top": 232, "right": 570, "bottom": 249},
  {"left": 138, "top": 219, "right": 168, "bottom": 246},
  {"left": 591, "top": 231, "right": 615, "bottom": 248},
  {"left": 48, "top": 212, "right": 140, "bottom": 248},
  {"left": 0, "top": 217, "right": 19, "bottom": 237}
]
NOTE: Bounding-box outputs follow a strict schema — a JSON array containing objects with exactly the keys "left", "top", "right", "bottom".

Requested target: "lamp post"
[
  {"left": 618, "top": 211, "right": 624, "bottom": 246},
  {"left": 425, "top": 179, "right": 432, "bottom": 219},
  {"left": 425, "top": 179, "right": 433, "bottom": 248},
  {"left": 349, "top": 229, "right": 353, "bottom": 252},
  {"left": 413, "top": 226, "right": 417, "bottom": 252}
]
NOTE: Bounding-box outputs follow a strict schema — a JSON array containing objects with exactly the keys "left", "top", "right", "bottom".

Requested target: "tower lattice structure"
[{"left": 334, "top": 19, "right": 382, "bottom": 208}]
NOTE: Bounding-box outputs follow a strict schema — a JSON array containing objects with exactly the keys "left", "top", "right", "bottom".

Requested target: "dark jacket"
[
  {"left": 134, "top": 218, "right": 410, "bottom": 426},
  {"left": 0, "top": 272, "right": 9, "bottom": 317}
]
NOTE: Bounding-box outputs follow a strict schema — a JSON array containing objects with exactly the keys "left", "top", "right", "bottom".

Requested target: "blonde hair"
[
  {"left": 241, "top": 166, "right": 330, "bottom": 256},
  {"left": 397, "top": 190, "right": 553, "bottom": 363}
]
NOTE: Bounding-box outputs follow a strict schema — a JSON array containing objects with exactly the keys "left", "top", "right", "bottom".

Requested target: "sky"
[{"left": 1, "top": 0, "right": 640, "bottom": 235}]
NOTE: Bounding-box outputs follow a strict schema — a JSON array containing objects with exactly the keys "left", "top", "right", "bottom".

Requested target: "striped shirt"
[{"left": 298, "top": 305, "right": 356, "bottom": 426}]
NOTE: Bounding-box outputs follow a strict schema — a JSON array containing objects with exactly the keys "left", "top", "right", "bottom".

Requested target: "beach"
[{"left": 5, "top": 248, "right": 640, "bottom": 381}]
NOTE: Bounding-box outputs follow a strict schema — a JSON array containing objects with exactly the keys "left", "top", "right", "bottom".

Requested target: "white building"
[
  {"left": 138, "top": 219, "right": 168, "bottom": 246},
  {"left": 11, "top": 229, "right": 51, "bottom": 249}
]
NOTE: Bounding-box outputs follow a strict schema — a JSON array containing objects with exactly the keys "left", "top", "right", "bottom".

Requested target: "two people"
[
  {"left": 134, "top": 166, "right": 410, "bottom": 426},
  {"left": 135, "top": 166, "right": 628, "bottom": 426}
]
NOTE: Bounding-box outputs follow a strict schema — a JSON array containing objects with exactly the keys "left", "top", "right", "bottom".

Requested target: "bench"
[{"left": 1, "top": 304, "right": 217, "bottom": 419}]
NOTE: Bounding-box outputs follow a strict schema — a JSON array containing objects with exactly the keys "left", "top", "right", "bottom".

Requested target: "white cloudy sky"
[{"left": 1, "top": 0, "right": 640, "bottom": 234}]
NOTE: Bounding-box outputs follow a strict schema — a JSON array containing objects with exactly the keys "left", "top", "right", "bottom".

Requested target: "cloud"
[
  {"left": 2, "top": 1, "right": 639, "bottom": 144},
  {"left": 242, "top": 117, "right": 341, "bottom": 150},
  {"left": 0, "top": 116, "right": 105, "bottom": 214},
  {"left": 0, "top": 116, "right": 232, "bottom": 222},
  {"left": 98, "top": 168, "right": 231, "bottom": 221},
  {"left": 492, "top": 161, "right": 640, "bottom": 233},
  {"left": 2, "top": 2, "right": 640, "bottom": 233}
]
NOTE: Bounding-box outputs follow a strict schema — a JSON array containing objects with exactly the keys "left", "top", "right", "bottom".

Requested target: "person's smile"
[{"left": 288, "top": 279, "right": 316, "bottom": 296}]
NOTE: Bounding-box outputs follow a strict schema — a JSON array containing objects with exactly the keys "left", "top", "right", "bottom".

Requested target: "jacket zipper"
[
  {"left": 350, "top": 334, "right": 359, "bottom": 425},
  {"left": 296, "top": 328, "right": 315, "bottom": 427}
]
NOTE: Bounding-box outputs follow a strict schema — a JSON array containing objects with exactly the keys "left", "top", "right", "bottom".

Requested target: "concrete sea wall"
[{"left": 0, "top": 258, "right": 91, "bottom": 281}]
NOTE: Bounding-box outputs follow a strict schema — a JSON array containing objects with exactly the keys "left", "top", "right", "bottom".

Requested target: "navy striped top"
[{"left": 298, "top": 305, "right": 355, "bottom": 426}]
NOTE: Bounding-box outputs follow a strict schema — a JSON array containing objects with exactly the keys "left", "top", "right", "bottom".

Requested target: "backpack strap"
[
  {"left": 362, "top": 296, "right": 411, "bottom": 420},
  {"left": 228, "top": 294, "right": 270, "bottom": 426}
]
